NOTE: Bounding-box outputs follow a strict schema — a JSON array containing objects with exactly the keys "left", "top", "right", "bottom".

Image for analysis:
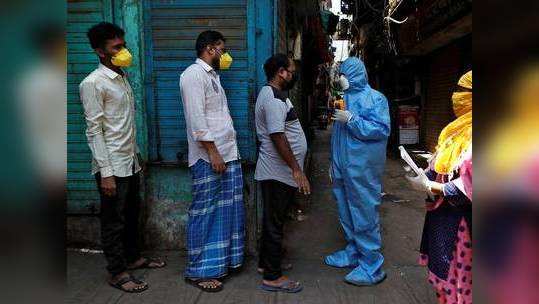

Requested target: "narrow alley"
[
  {"left": 67, "top": 128, "right": 434, "bottom": 304},
  {"left": 66, "top": 1, "right": 472, "bottom": 302}
]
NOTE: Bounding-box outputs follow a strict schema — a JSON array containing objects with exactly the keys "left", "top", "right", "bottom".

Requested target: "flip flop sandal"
[
  {"left": 185, "top": 278, "right": 223, "bottom": 293},
  {"left": 260, "top": 279, "right": 303, "bottom": 293},
  {"left": 128, "top": 257, "right": 167, "bottom": 270},
  {"left": 109, "top": 276, "right": 148, "bottom": 293}
]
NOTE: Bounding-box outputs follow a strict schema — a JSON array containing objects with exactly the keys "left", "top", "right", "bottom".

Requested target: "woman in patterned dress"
[{"left": 406, "top": 71, "right": 473, "bottom": 304}]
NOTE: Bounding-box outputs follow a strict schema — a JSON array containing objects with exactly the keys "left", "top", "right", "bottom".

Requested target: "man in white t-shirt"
[{"left": 255, "top": 54, "right": 310, "bottom": 293}]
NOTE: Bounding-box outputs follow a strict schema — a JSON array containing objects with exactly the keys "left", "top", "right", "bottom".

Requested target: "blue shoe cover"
[
  {"left": 344, "top": 266, "right": 387, "bottom": 286},
  {"left": 324, "top": 249, "right": 358, "bottom": 268}
]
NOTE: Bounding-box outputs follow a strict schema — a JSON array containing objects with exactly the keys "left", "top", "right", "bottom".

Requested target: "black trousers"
[
  {"left": 258, "top": 179, "right": 296, "bottom": 281},
  {"left": 95, "top": 172, "right": 141, "bottom": 276}
]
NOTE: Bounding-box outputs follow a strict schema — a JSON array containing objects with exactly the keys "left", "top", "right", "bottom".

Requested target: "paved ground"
[{"left": 66, "top": 128, "right": 435, "bottom": 304}]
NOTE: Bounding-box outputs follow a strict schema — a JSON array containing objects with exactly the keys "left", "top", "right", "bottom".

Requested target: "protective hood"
[{"left": 339, "top": 57, "right": 369, "bottom": 92}]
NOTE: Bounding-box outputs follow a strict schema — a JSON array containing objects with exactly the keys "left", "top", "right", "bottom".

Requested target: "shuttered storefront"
[
  {"left": 67, "top": 0, "right": 112, "bottom": 214},
  {"left": 144, "top": 0, "right": 256, "bottom": 164},
  {"left": 422, "top": 37, "right": 471, "bottom": 151}
]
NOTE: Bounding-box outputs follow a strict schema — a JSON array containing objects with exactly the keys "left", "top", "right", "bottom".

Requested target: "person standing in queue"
[
  {"left": 179, "top": 30, "right": 244, "bottom": 293},
  {"left": 255, "top": 53, "right": 310, "bottom": 293}
]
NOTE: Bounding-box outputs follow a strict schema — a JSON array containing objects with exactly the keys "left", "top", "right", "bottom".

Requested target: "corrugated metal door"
[
  {"left": 423, "top": 44, "right": 461, "bottom": 151},
  {"left": 67, "top": 0, "right": 113, "bottom": 214},
  {"left": 422, "top": 36, "right": 471, "bottom": 151},
  {"left": 144, "top": 0, "right": 256, "bottom": 164}
]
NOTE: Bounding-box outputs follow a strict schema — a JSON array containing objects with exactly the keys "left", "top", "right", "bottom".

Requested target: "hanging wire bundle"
[{"left": 383, "top": 0, "right": 408, "bottom": 54}]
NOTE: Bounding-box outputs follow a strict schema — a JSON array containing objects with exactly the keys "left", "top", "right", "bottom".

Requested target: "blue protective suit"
[{"left": 325, "top": 57, "right": 391, "bottom": 285}]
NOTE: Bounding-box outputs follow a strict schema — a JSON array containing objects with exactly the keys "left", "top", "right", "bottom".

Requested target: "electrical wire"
[
  {"left": 385, "top": 16, "right": 408, "bottom": 24},
  {"left": 384, "top": 0, "right": 408, "bottom": 24}
]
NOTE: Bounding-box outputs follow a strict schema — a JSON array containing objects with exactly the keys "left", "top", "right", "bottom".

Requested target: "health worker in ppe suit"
[{"left": 326, "top": 57, "right": 391, "bottom": 286}]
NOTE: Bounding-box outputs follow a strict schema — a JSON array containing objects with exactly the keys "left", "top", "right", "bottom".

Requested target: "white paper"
[{"left": 399, "top": 146, "right": 426, "bottom": 178}]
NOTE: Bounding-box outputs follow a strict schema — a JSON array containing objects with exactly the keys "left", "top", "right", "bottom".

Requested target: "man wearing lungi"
[{"left": 179, "top": 30, "right": 244, "bottom": 293}]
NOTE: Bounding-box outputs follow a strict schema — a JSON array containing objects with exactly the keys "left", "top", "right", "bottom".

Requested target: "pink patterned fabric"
[
  {"left": 459, "top": 154, "right": 473, "bottom": 200},
  {"left": 525, "top": 156, "right": 539, "bottom": 199},
  {"left": 420, "top": 219, "right": 472, "bottom": 304},
  {"left": 420, "top": 149, "right": 472, "bottom": 303}
]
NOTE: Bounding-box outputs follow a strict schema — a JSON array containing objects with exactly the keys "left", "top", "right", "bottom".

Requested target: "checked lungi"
[{"left": 185, "top": 159, "right": 245, "bottom": 279}]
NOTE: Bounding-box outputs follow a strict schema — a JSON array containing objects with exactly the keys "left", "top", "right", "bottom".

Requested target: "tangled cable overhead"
[
  {"left": 383, "top": 0, "right": 408, "bottom": 54},
  {"left": 384, "top": 0, "right": 408, "bottom": 24}
]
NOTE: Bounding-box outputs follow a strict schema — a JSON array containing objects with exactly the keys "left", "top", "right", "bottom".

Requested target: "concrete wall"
[
  {"left": 67, "top": 165, "right": 259, "bottom": 254},
  {"left": 67, "top": 216, "right": 101, "bottom": 249},
  {"left": 142, "top": 165, "right": 258, "bottom": 254}
]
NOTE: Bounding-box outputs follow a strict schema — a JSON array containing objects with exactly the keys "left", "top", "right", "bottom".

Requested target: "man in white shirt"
[
  {"left": 180, "top": 30, "right": 244, "bottom": 293},
  {"left": 79, "top": 22, "right": 165, "bottom": 293}
]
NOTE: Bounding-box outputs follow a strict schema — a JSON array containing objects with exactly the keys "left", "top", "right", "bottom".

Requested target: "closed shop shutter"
[
  {"left": 67, "top": 0, "right": 113, "bottom": 214},
  {"left": 422, "top": 43, "right": 461, "bottom": 152},
  {"left": 144, "top": 0, "right": 256, "bottom": 163}
]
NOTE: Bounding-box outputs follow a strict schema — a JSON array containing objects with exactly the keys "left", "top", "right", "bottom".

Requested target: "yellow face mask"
[
  {"left": 219, "top": 52, "right": 233, "bottom": 70},
  {"left": 111, "top": 48, "right": 133, "bottom": 67}
]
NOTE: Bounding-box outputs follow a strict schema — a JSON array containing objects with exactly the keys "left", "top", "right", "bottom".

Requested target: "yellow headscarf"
[{"left": 434, "top": 71, "right": 472, "bottom": 175}]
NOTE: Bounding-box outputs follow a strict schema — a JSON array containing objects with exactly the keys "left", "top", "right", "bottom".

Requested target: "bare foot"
[
  {"left": 263, "top": 275, "right": 290, "bottom": 287},
  {"left": 186, "top": 278, "right": 223, "bottom": 292},
  {"left": 198, "top": 279, "right": 222, "bottom": 289},
  {"left": 261, "top": 275, "right": 302, "bottom": 293}
]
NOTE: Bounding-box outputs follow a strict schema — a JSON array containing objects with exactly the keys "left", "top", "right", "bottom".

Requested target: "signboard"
[{"left": 398, "top": 105, "right": 420, "bottom": 145}]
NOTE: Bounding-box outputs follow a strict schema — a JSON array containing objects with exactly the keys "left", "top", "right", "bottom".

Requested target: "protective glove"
[
  {"left": 405, "top": 173, "right": 433, "bottom": 195},
  {"left": 403, "top": 166, "right": 437, "bottom": 197},
  {"left": 332, "top": 109, "right": 353, "bottom": 123}
]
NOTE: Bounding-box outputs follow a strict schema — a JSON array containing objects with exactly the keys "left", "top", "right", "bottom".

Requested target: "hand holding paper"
[
  {"left": 404, "top": 168, "right": 434, "bottom": 196},
  {"left": 399, "top": 146, "right": 442, "bottom": 198},
  {"left": 398, "top": 146, "right": 424, "bottom": 177}
]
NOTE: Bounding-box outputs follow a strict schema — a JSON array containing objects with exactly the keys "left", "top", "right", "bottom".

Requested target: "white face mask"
[{"left": 339, "top": 75, "right": 350, "bottom": 91}]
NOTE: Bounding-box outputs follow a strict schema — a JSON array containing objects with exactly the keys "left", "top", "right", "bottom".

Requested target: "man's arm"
[
  {"left": 200, "top": 141, "right": 226, "bottom": 173},
  {"left": 263, "top": 96, "right": 310, "bottom": 194},
  {"left": 180, "top": 72, "right": 225, "bottom": 173},
  {"left": 269, "top": 133, "right": 301, "bottom": 172},
  {"left": 346, "top": 95, "right": 391, "bottom": 141},
  {"left": 269, "top": 133, "right": 310, "bottom": 194},
  {"left": 79, "top": 81, "right": 116, "bottom": 196}
]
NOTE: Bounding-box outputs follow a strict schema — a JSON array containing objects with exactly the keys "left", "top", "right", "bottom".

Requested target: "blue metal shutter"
[
  {"left": 144, "top": 0, "right": 256, "bottom": 163},
  {"left": 67, "top": 0, "right": 112, "bottom": 214}
]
